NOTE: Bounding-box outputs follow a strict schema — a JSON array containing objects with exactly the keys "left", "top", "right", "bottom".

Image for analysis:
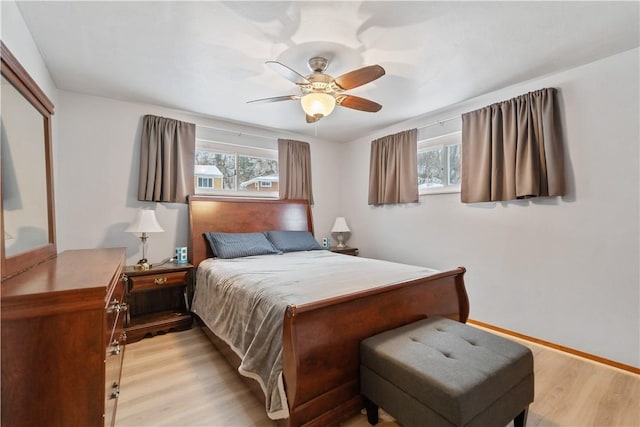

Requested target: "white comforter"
[{"left": 191, "top": 250, "right": 438, "bottom": 419}]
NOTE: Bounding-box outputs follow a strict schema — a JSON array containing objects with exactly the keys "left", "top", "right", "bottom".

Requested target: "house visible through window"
[
  {"left": 418, "top": 131, "right": 461, "bottom": 194},
  {"left": 195, "top": 139, "right": 278, "bottom": 197}
]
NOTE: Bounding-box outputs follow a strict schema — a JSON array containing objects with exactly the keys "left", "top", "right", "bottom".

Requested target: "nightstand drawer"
[{"left": 129, "top": 271, "right": 188, "bottom": 293}]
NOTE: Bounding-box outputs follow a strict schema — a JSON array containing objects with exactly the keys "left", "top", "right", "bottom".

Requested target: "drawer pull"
[
  {"left": 107, "top": 299, "right": 121, "bottom": 314},
  {"left": 154, "top": 277, "right": 168, "bottom": 285},
  {"left": 108, "top": 340, "right": 120, "bottom": 356},
  {"left": 110, "top": 382, "right": 120, "bottom": 399}
]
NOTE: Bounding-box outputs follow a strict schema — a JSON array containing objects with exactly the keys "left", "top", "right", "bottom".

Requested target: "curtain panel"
[
  {"left": 461, "top": 88, "right": 565, "bottom": 203},
  {"left": 137, "top": 115, "right": 196, "bottom": 203},
  {"left": 278, "top": 139, "right": 314, "bottom": 204},
  {"left": 368, "top": 129, "right": 419, "bottom": 205}
]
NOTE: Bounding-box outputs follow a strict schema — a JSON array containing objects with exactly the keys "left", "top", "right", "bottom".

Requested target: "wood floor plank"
[{"left": 116, "top": 326, "right": 639, "bottom": 427}]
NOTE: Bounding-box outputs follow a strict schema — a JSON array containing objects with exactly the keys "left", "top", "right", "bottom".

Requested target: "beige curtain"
[
  {"left": 278, "top": 139, "right": 314, "bottom": 204},
  {"left": 461, "top": 88, "right": 565, "bottom": 203},
  {"left": 137, "top": 114, "right": 195, "bottom": 203},
  {"left": 368, "top": 129, "right": 418, "bottom": 205}
]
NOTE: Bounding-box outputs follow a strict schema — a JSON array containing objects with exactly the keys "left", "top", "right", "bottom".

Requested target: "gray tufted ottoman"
[{"left": 360, "top": 317, "right": 534, "bottom": 427}]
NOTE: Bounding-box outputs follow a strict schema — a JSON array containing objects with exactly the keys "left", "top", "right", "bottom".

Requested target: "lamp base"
[
  {"left": 336, "top": 233, "right": 346, "bottom": 248},
  {"left": 135, "top": 258, "right": 150, "bottom": 270}
]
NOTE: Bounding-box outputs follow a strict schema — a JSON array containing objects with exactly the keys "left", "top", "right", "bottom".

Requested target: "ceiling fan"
[{"left": 247, "top": 56, "right": 385, "bottom": 123}]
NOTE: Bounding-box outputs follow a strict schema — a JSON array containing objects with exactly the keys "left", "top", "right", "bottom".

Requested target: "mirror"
[
  {"left": 2, "top": 75, "right": 49, "bottom": 255},
  {"left": 1, "top": 42, "right": 56, "bottom": 281}
]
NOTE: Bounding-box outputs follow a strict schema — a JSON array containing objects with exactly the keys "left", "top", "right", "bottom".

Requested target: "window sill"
[{"left": 419, "top": 186, "right": 461, "bottom": 196}]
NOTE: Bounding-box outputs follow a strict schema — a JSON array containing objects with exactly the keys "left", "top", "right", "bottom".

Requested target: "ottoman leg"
[
  {"left": 514, "top": 407, "right": 529, "bottom": 427},
  {"left": 364, "top": 398, "right": 379, "bottom": 425}
]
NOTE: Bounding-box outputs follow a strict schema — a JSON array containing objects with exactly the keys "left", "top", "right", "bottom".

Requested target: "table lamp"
[
  {"left": 126, "top": 209, "right": 164, "bottom": 269},
  {"left": 331, "top": 217, "right": 351, "bottom": 248}
]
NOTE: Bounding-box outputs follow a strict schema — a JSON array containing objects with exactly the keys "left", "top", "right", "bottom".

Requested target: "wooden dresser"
[{"left": 1, "top": 248, "right": 126, "bottom": 427}]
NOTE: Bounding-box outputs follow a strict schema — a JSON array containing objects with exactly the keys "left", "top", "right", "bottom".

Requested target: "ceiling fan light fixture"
[{"left": 301, "top": 92, "right": 336, "bottom": 118}]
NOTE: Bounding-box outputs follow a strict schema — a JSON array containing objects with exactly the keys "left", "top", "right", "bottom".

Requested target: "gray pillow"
[
  {"left": 265, "top": 230, "right": 323, "bottom": 253},
  {"left": 204, "top": 232, "right": 281, "bottom": 259}
]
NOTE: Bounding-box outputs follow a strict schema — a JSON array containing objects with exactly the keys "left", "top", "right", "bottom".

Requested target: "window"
[
  {"left": 418, "top": 131, "right": 461, "bottom": 195},
  {"left": 195, "top": 139, "right": 278, "bottom": 197},
  {"left": 197, "top": 177, "right": 213, "bottom": 189}
]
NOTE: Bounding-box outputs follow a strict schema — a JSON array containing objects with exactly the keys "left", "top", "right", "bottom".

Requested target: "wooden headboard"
[{"left": 188, "top": 196, "right": 313, "bottom": 267}]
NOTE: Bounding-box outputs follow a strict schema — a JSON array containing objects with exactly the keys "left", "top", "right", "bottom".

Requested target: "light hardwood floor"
[{"left": 116, "top": 327, "right": 639, "bottom": 427}]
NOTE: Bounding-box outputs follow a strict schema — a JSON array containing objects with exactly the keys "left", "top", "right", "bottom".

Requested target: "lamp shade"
[
  {"left": 331, "top": 217, "right": 350, "bottom": 233},
  {"left": 301, "top": 93, "right": 336, "bottom": 117},
  {"left": 125, "top": 209, "right": 164, "bottom": 234}
]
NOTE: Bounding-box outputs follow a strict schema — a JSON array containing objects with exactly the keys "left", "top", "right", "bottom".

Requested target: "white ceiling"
[{"left": 16, "top": 1, "right": 640, "bottom": 143}]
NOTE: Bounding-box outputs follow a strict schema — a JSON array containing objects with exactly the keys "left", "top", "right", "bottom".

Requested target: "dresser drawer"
[
  {"left": 105, "top": 268, "right": 126, "bottom": 427},
  {"left": 105, "top": 330, "right": 126, "bottom": 427},
  {"left": 129, "top": 271, "right": 188, "bottom": 293},
  {"left": 106, "top": 274, "right": 126, "bottom": 348}
]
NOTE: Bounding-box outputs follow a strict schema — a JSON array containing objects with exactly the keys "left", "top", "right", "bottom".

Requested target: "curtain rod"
[
  {"left": 196, "top": 124, "right": 278, "bottom": 141},
  {"left": 416, "top": 115, "right": 461, "bottom": 131},
  {"left": 197, "top": 115, "right": 461, "bottom": 140}
]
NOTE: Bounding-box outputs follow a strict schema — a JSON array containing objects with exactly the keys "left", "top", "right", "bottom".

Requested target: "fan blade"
[
  {"left": 266, "top": 61, "right": 310, "bottom": 85},
  {"left": 247, "top": 95, "right": 299, "bottom": 104},
  {"left": 334, "top": 65, "right": 385, "bottom": 90},
  {"left": 336, "top": 94, "right": 382, "bottom": 112},
  {"left": 306, "top": 114, "right": 321, "bottom": 124}
]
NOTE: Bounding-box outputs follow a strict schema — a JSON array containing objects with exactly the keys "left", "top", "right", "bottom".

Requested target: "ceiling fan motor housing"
[
  {"left": 308, "top": 56, "right": 329, "bottom": 73},
  {"left": 302, "top": 73, "right": 334, "bottom": 95}
]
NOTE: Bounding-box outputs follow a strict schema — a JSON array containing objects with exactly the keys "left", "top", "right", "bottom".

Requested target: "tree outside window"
[{"left": 417, "top": 131, "right": 461, "bottom": 194}]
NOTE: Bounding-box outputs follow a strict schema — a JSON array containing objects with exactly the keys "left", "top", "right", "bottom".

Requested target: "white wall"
[
  {"left": 341, "top": 48, "right": 640, "bottom": 368},
  {"left": 55, "top": 91, "right": 343, "bottom": 266},
  {"left": 1, "top": 1, "right": 57, "bottom": 105}
]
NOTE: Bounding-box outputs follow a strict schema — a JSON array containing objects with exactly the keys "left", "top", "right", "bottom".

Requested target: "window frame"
[
  {"left": 417, "top": 131, "right": 462, "bottom": 195},
  {"left": 196, "top": 176, "right": 214, "bottom": 189},
  {"left": 195, "top": 138, "right": 279, "bottom": 198}
]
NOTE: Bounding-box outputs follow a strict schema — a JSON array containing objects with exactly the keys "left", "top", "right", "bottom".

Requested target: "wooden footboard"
[{"left": 281, "top": 267, "right": 468, "bottom": 427}]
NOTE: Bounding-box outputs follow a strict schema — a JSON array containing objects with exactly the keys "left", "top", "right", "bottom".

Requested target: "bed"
[{"left": 188, "top": 196, "right": 469, "bottom": 427}]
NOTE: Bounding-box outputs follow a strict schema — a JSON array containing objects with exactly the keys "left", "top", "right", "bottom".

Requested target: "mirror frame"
[{"left": 1, "top": 41, "right": 56, "bottom": 281}]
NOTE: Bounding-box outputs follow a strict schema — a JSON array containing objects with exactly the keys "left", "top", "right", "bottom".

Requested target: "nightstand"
[
  {"left": 330, "top": 246, "right": 359, "bottom": 256},
  {"left": 123, "top": 262, "right": 193, "bottom": 343}
]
